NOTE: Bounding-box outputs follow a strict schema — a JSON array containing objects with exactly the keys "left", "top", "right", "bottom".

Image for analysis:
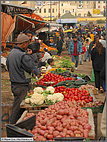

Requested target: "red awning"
[{"left": 16, "top": 13, "right": 46, "bottom": 32}]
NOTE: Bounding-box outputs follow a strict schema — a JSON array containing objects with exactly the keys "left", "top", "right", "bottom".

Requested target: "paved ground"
[{"left": 1, "top": 49, "right": 105, "bottom": 139}]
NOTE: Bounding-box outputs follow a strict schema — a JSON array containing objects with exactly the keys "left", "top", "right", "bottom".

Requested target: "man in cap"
[
  {"left": 68, "top": 35, "right": 82, "bottom": 69},
  {"left": 6, "top": 33, "right": 35, "bottom": 124}
]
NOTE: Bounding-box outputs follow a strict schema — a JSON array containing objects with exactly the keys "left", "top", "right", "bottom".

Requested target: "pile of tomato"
[
  {"left": 55, "top": 86, "right": 93, "bottom": 103},
  {"left": 37, "top": 73, "right": 74, "bottom": 86}
]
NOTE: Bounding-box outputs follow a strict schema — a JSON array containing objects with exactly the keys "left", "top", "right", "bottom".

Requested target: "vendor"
[{"left": 6, "top": 33, "right": 35, "bottom": 124}]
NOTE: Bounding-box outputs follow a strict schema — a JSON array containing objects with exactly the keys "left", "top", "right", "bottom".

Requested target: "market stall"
[{"left": 10, "top": 65, "right": 104, "bottom": 141}]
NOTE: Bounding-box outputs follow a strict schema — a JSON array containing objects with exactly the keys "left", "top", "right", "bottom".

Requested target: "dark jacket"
[
  {"left": 91, "top": 46, "right": 105, "bottom": 71},
  {"left": 6, "top": 45, "right": 35, "bottom": 84},
  {"left": 57, "top": 39, "right": 63, "bottom": 51}
]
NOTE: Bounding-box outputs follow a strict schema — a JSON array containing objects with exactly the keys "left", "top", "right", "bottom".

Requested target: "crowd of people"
[{"left": 6, "top": 24, "right": 106, "bottom": 131}]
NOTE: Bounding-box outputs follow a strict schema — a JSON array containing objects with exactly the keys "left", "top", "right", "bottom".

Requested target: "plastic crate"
[
  {"left": 82, "top": 104, "right": 104, "bottom": 113},
  {"left": 6, "top": 114, "right": 36, "bottom": 137},
  {"left": 6, "top": 124, "right": 34, "bottom": 137}
]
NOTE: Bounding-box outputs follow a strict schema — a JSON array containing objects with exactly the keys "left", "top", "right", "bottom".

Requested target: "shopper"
[
  {"left": 91, "top": 42, "right": 105, "bottom": 90},
  {"left": 84, "top": 39, "right": 90, "bottom": 62},
  {"left": 6, "top": 33, "right": 35, "bottom": 124},
  {"left": 68, "top": 35, "right": 82, "bottom": 69},
  {"left": 57, "top": 36, "right": 63, "bottom": 56},
  {"left": 90, "top": 32, "right": 94, "bottom": 41}
]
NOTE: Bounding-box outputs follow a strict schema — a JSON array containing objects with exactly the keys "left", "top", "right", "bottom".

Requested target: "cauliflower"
[
  {"left": 30, "top": 93, "right": 45, "bottom": 105},
  {"left": 46, "top": 86, "right": 55, "bottom": 94},
  {"left": 25, "top": 98, "right": 30, "bottom": 104},
  {"left": 53, "top": 93, "right": 64, "bottom": 102},
  {"left": 47, "top": 95, "right": 57, "bottom": 103},
  {"left": 46, "top": 93, "right": 64, "bottom": 104},
  {"left": 34, "top": 87, "right": 43, "bottom": 94}
]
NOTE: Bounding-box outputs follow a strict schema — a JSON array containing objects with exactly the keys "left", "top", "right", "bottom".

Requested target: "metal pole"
[{"left": 50, "top": 0, "right": 52, "bottom": 22}]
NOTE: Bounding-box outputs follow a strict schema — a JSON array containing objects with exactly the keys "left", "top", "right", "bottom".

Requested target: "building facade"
[{"left": 1, "top": 1, "right": 106, "bottom": 20}]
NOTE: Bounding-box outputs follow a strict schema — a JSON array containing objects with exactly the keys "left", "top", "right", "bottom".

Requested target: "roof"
[
  {"left": 1, "top": 3, "right": 35, "bottom": 15},
  {"left": 60, "top": 12, "right": 76, "bottom": 19}
]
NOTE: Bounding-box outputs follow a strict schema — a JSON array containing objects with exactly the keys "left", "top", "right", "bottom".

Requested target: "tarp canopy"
[
  {"left": 1, "top": 12, "right": 16, "bottom": 48},
  {"left": 16, "top": 14, "right": 46, "bottom": 32},
  {"left": 56, "top": 12, "right": 77, "bottom": 24},
  {"left": 36, "top": 27, "right": 49, "bottom": 33}
]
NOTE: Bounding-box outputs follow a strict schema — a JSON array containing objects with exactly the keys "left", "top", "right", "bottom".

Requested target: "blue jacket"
[{"left": 68, "top": 40, "right": 82, "bottom": 55}]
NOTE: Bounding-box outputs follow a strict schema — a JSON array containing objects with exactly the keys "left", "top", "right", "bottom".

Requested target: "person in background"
[
  {"left": 68, "top": 35, "right": 82, "bottom": 70},
  {"left": 57, "top": 36, "right": 63, "bottom": 56},
  {"left": 42, "top": 48, "right": 52, "bottom": 63},
  {"left": 25, "top": 30, "right": 33, "bottom": 43},
  {"left": 27, "top": 42, "right": 40, "bottom": 76},
  {"left": 6, "top": 33, "right": 35, "bottom": 124},
  {"left": 99, "top": 35, "right": 106, "bottom": 48},
  {"left": 90, "top": 31, "right": 94, "bottom": 41},
  {"left": 91, "top": 42, "right": 105, "bottom": 91},
  {"left": 66, "top": 37, "right": 71, "bottom": 49},
  {"left": 46, "top": 58, "right": 54, "bottom": 72},
  {"left": 84, "top": 39, "right": 90, "bottom": 62}
]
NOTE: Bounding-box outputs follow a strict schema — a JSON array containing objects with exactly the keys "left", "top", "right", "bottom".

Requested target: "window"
[
  {"left": 98, "top": 1, "right": 100, "bottom": 3},
  {"left": 98, "top": 6, "right": 100, "bottom": 8},
  {"left": 79, "top": 1, "right": 83, "bottom": 4},
  {"left": 73, "top": 9, "right": 75, "bottom": 12},
  {"left": 44, "top": 8, "right": 46, "bottom": 13},
  {"left": 104, "top": 1, "right": 105, "bottom": 3},
  {"left": 49, "top": 9, "right": 51, "bottom": 13},
  {"left": 61, "top": 3, "right": 63, "bottom": 6},
  {"left": 78, "top": 13, "right": 81, "bottom": 17},
  {"left": 87, "top": 5, "right": 88, "bottom": 8},
  {"left": 70, "top": 3, "right": 72, "bottom": 5},
  {"left": 39, "top": 9, "right": 41, "bottom": 13},
  {"left": 63, "top": 9, "right": 64, "bottom": 13},
  {"left": 56, "top": 9, "right": 57, "bottom": 12},
  {"left": 52, "top": 9, "right": 54, "bottom": 13}
]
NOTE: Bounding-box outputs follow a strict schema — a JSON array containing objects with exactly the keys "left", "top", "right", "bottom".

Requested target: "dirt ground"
[{"left": 1, "top": 49, "right": 105, "bottom": 139}]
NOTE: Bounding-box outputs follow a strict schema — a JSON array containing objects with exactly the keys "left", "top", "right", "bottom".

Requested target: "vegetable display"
[
  {"left": 79, "top": 84, "right": 99, "bottom": 95},
  {"left": 54, "top": 86, "right": 93, "bottom": 103},
  {"left": 25, "top": 86, "right": 64, "bottom": 106},
  {"left": 31, "top": 101, "right": 92, "bottom": 141},
  {"left": 23, "top": 113, "right": 35, "bottom": 120},
  {"left": 37, "top": 73, "right": 74, "bottom": 86},
  {"left": 54, "top": 80, "right": 87, "bottom": 88}
]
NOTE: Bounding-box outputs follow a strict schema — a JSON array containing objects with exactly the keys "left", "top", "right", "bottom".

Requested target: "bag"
[
  {"left": 91, "top": 69, "right": 95, "bottom": 82},
  {"left": 81, "top": 46, "right": 86, "bottom": 54}
]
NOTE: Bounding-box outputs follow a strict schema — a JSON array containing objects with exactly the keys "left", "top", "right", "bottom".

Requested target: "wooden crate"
[
  {"left": 20, "top": 100, "right": 48, "bottom": 111},
  {"left": 16, "top": 108, "right": 95, "bottom": 140},
  {"left": 1, "top": 104, "right": 12, "bottom": 129}
]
